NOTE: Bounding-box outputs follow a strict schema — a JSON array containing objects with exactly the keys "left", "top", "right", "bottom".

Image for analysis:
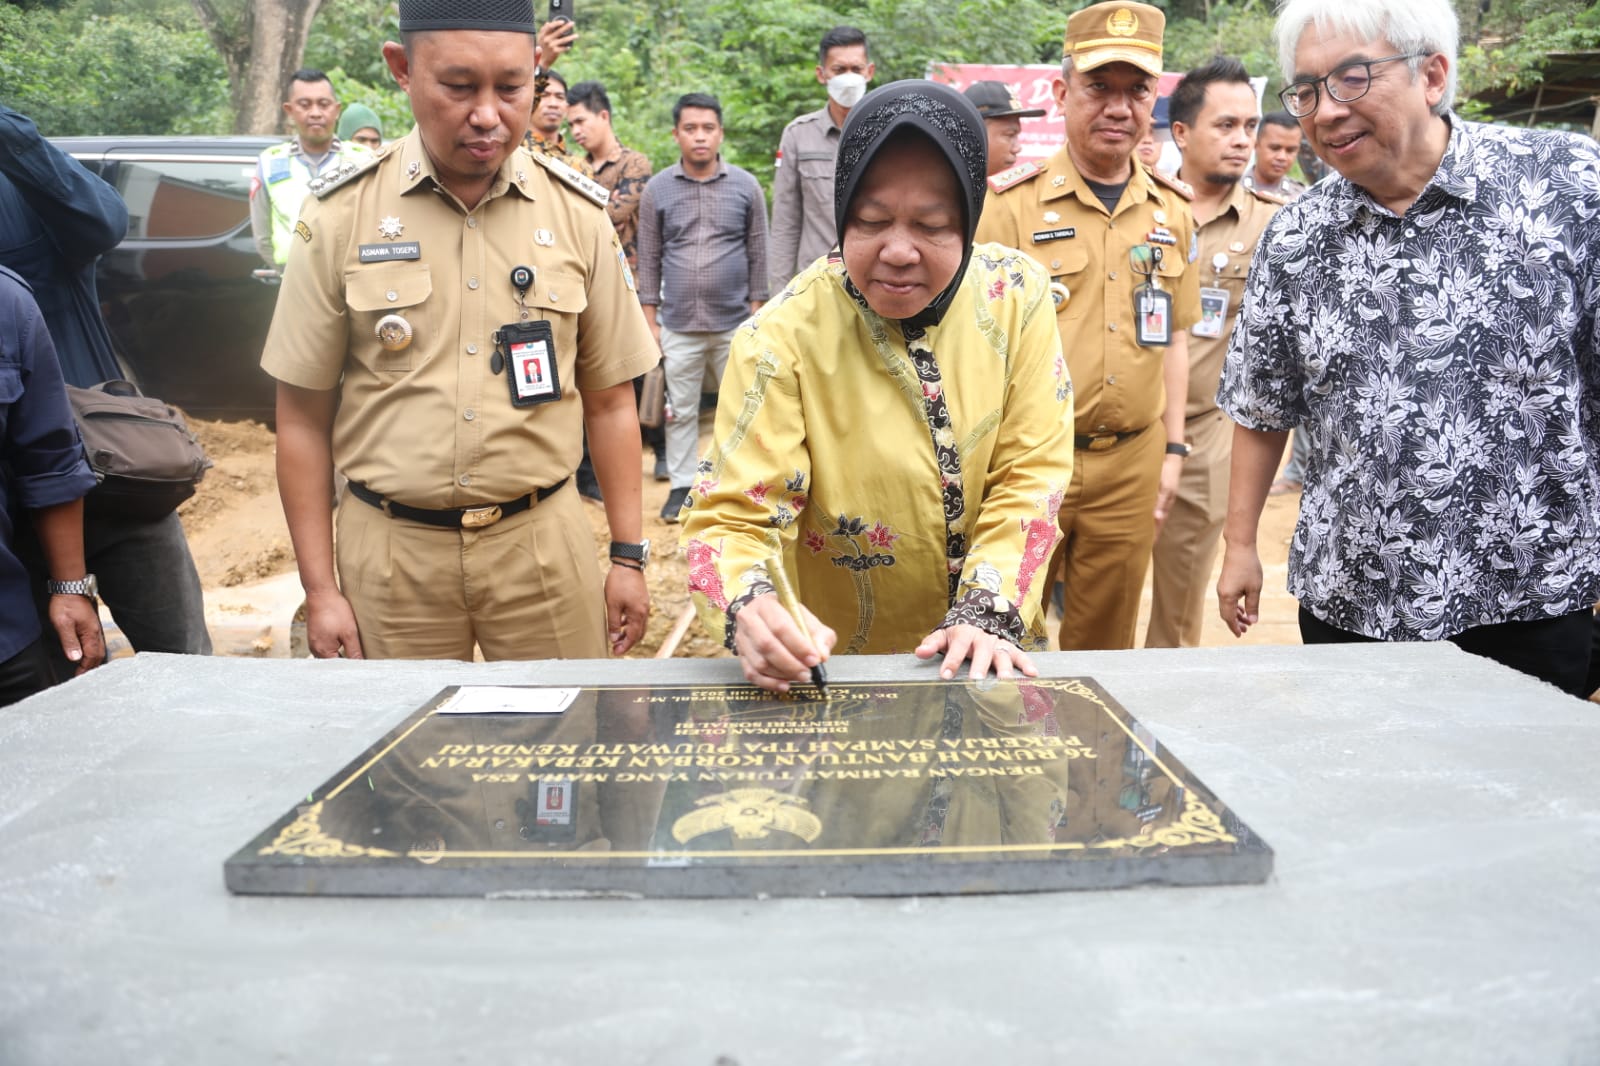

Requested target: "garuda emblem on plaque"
[{"left": 672, "top": 789, "right": 823, "bottom": 844}]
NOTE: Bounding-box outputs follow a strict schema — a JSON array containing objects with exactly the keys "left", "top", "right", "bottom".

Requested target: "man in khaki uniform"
[
  {"left": 262, "top": 0, "right": 657, "bottom": 663},
  {"left": 975, "top": 1, "right": 1200, "bottom": 651},
  {"left": 768, "top": 25, "right": 874, "bottom": 292},
  {"left": 1146, "top": 57, "right": 1283, "bottom": 648}
]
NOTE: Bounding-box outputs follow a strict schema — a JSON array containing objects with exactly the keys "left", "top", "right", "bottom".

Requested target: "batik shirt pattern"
[{"left": 1218, "top": 116, "right": 1600, "bottom": 640}]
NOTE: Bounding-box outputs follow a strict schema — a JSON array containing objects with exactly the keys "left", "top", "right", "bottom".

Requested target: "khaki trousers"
[
  {"left": 335, "top": 480, "right": 607, "bottom": 661},
  {"left": 1146, "top": 410, "right": 1231, "bottom": 648},
  {"left": 1056, "top": 422, "right": 1164, "bottom": 651}
]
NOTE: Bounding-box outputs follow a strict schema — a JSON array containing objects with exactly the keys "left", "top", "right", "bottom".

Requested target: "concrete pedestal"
[{"left": 1, "top": 646, "right": 1595, "bottom": 1064}]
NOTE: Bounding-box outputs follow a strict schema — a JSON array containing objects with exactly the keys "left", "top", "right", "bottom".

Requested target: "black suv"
[{"left": 52, "top": 135, "right": 284, "bottom": 422}]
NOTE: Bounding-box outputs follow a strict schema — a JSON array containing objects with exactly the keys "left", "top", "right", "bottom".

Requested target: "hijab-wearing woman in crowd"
[{"left": 681, "top": 81, "right": 1074, "bottom": 691}]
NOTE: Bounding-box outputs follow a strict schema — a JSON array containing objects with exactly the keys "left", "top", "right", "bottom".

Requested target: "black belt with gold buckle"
[
  {"left": 347, "top": 477, "right": 569, "bottom": 529},
  {"left": 1074, "top": 428, "right": 1143, "bottom": 451}
]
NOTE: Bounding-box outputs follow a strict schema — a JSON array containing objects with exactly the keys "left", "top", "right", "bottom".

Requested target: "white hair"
[{"left": 1275, "top": 0, "right": 1457, "bottom": 115}]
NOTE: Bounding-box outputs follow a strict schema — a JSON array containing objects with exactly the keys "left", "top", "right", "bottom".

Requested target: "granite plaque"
[{"left": 224, "top": 679, "right": 1272, "bottom": 898}]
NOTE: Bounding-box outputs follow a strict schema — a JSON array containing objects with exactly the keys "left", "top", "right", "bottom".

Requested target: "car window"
[{"left": 110, "top": 158, "right": 255, "bottom": 240}]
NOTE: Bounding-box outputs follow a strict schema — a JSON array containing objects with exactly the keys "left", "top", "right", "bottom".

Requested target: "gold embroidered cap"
[{"left": 1063, "top": 1, "right": 1165, "bottom": 77}]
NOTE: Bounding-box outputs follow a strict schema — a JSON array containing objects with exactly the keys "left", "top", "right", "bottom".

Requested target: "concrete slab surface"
[{"left": 1, "top": 645, "right": 1596, "bottom": 1065}]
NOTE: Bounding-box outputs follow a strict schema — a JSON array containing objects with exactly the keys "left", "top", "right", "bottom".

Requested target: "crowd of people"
[{"left": 2, "top": 0, "right": 1597, "bottom": 705}]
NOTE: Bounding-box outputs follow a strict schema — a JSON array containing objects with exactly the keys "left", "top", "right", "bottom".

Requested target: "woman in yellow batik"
[{"left": 680, "top": 81, "right": 1074, "bottom": 692}]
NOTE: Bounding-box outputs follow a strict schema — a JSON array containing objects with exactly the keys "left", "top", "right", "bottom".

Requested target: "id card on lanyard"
[
  {"left": 1129, "top": 243, "right": 1173, "bottom": 347},
  {"left": 1134, "top": 286, "right": 1173, "bottom": 347},
  {"left": 495, "top": 320, "right": 563, "bottom": 408}
]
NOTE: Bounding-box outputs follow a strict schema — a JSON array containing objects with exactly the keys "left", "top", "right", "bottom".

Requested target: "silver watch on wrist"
[{"left": 47, "top": 573, "right": 99, "bottom": 601}]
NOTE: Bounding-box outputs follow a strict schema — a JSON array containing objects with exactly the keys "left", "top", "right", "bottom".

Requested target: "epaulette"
[
  {"left": 308, "top": 152, "right": 381, "bottom": 199},
  {"left": 987, "top": 161, "right": 1040, "bottom": 194},
  {"left": 1148, "top": 167, "right": 1194, "bottom": 202},
  {"left": 530, "top": 150, "right": 610, "bottom": 208},
  {"left": 1248, "top": 186, "right": 1290, "bottom": 206}
]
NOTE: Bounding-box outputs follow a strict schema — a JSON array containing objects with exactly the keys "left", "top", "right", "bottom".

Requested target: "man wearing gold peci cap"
[{"left": 975, "top": 1, "right": 1200, "bottom": 651}]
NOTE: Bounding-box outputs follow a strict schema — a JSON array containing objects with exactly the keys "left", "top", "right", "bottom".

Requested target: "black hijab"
[{"left": 833, "top": 80, "right": 988, "bottom": 330}]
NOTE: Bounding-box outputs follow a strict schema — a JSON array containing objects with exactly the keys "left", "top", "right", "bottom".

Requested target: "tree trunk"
[{"left": 192, "top": 0, "right": 326, "bottom": 135}]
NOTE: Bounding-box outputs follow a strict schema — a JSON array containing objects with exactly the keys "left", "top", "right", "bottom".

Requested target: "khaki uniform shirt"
[
  {"left": 768, "top": 106, "right": 842, "bottom": 292},
  {"left": 260, "top": 128, "right": 656, "bottom": 508},
  {"left": 1185, "top": 181, "right": 1281, "bottom": 420},
  {"left": 976, "top": 149, "right": 1200, "bottom": 437},
  {"left": 524, "top": 130, "right": 594, "bottom": 177},
  {"left": 1243, "top": 171, "right": 1307, "bottom": 199}
]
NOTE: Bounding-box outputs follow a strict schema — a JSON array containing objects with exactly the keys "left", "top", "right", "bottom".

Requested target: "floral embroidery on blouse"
[
  {"left": 685, "top": 538, "right": 729, "bottom": 611},
  {"left": 681, "top": 245, "right": 1075, "bottom": 653},
  {"left": 1016, "top": 489, "right": 1065, "bottom": 603}
]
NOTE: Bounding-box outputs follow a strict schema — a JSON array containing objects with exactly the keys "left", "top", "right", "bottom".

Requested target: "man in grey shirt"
[
  {"left": 636, "top": 93, "right": 769, "bottom": 522},
  {"left": 767, "top": 25, "right": 873, "bottom": 293}
]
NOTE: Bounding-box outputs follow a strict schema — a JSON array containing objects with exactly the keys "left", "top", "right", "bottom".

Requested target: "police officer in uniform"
[
  {"left": 1146, "top": 57, "right": 1284, "bottom": 648},
  {"left": 975, "top": 1, "right": 1200, "bottom": 651},
  {"left": 261, "top": 0, "right": 657, "bottom": 662},
  {"left": 250, "top": 69, "right": 371, "bottom": 270}
]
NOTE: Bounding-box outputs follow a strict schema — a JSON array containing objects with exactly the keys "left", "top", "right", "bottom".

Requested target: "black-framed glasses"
[{"left": 1278, "top": 53, "right": 1422, "bottom": 117}]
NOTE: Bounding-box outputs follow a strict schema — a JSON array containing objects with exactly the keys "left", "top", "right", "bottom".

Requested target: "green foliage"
[
  {"left": 0, "top": 2, "right": 228, "bottom": 135},
  {"left": 1162, "top": 1, "right": 1279, "bottom": 93},
  {"left": 7, "top": 0, "right": 1592, "bottom": 162},
  {"left": 550, "top": 0, "right": 1066, "bottom": 195},
  {"left": 305, "top": 0, "right": 412, "bottom": 139},
  {"left": 1457, "top": 0, "right": 1600, "bottom": 100}
]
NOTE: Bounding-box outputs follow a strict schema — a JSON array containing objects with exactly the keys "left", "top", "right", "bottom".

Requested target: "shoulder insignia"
[
  {"left": 987, "top": 161, "right": 1041, "bottom": 194},
  {"left": 531, "top": 150, "right": 610, "bottom": 208},
  {"left": 1248, "top": 186, "right": 1290, "bottom": 206},
  {"left": 1148, "top": 167, "right": 1194, "bottom": 201},
  {"left": 308, "top": 152, "right": 381, "bottom": 199}
]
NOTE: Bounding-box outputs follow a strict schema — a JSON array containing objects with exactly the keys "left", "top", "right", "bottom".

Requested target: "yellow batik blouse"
[{"left": 682, "top": 242, "right": 1074, "bottom": 655}]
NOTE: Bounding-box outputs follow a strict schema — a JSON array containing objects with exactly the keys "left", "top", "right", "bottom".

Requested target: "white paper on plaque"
[{"left": 434, "top": 686, "right": 580, "bottom": 715}]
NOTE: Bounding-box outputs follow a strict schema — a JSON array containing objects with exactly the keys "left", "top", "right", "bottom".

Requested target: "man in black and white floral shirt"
[{"left": 1216, "top": 0, "right": 1600, "bottom": 695}]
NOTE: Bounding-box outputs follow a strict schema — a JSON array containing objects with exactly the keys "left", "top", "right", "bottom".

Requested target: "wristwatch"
[
  {"left": 1165, "top": 441, "right": 1192, "bottom": 458},
  {"left": 609, "top": 540, "right": 650, "bottom": 566},
  {"left": 47, "top": 573, "right": 99, "bottom": 601}
]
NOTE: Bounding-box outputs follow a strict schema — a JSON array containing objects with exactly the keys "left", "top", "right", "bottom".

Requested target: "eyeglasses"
[
  {"left": 1278, "top": 53, "right": 1422, "bottom": 117},
  {"left": 1129, "top": 244, "right": 1164, "bottom": 276}
]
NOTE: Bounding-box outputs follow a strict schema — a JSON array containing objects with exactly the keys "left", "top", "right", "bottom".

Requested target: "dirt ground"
[{"left": 177, "top": 414, "right": 1305, "bottom": 658}]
